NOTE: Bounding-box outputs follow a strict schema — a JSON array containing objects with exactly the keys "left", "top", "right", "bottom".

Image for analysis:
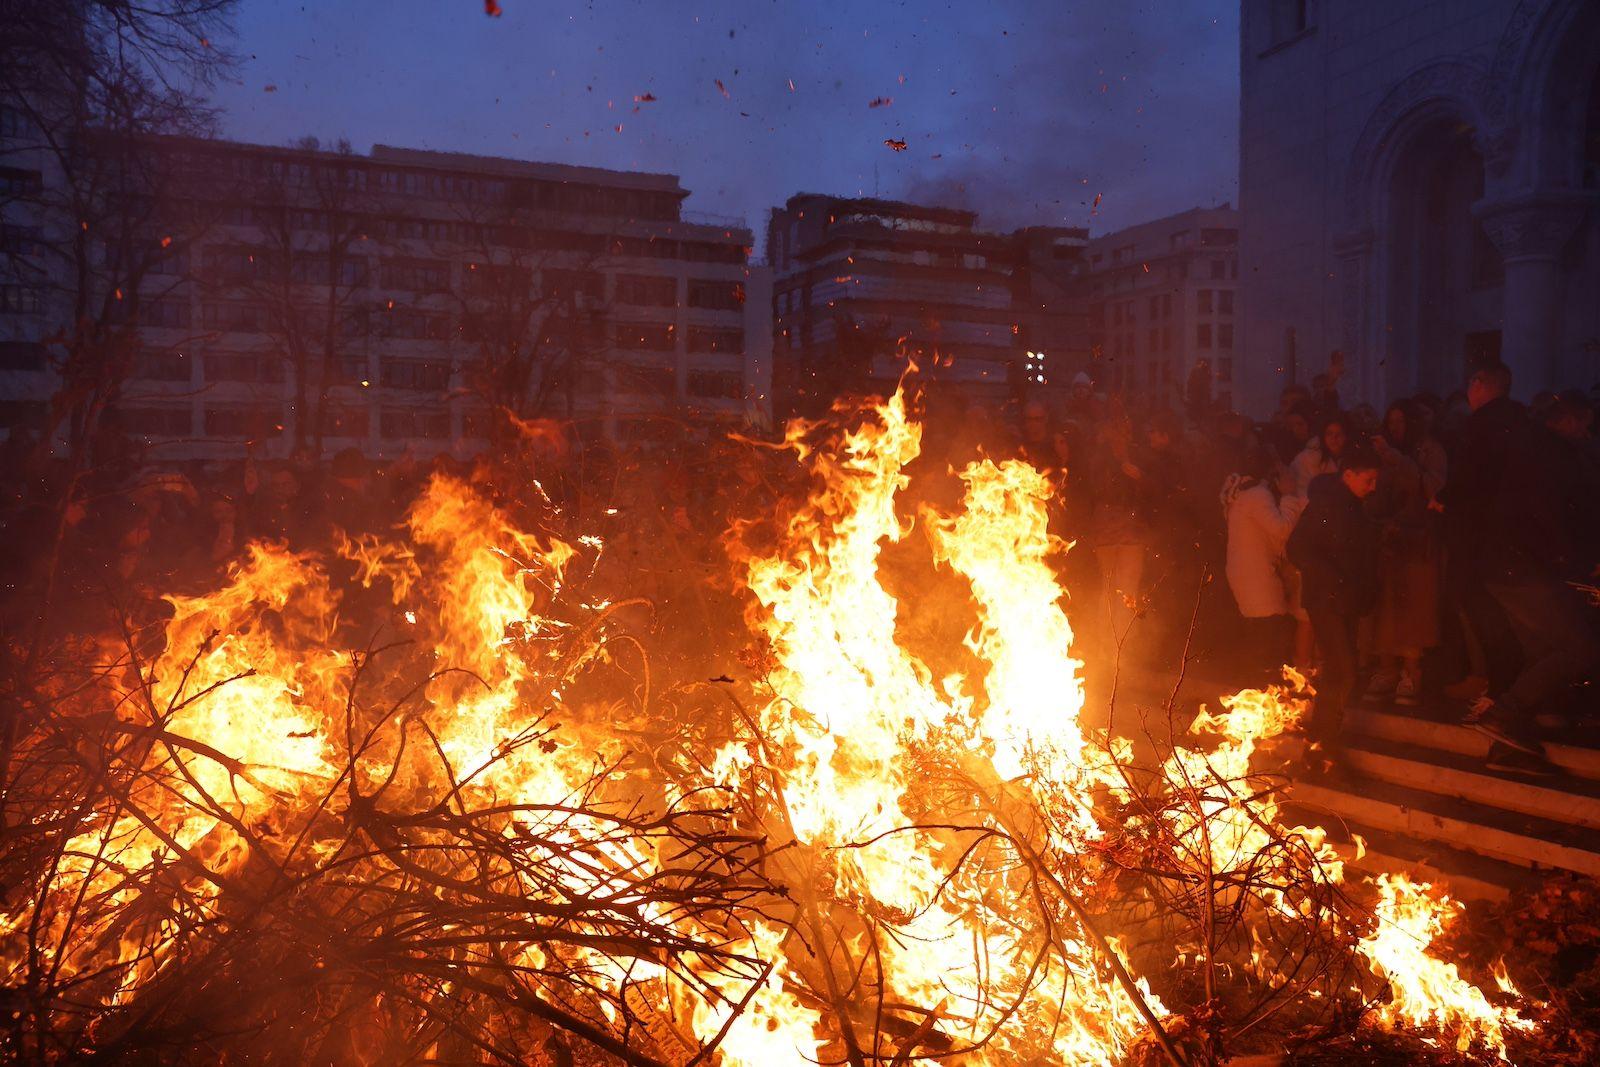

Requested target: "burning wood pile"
[{"left": 0, "top": 391, "right": 1551, "bottom": 1064}]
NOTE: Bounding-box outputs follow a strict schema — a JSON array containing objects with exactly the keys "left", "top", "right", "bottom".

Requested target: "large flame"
[{"left": 730, "top": 391, "right": 1163, "bottom": 1063}]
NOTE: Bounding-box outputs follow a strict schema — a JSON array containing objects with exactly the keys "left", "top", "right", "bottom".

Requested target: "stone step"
[
  {"left": 1285, "top": 774, "right": 1600, "bottom": 878},
  {"left": 1342, "top": 733, "right": 1600, "bottom": 831},
  {"left": 1346, "top": 707, "right": 1600, "bottom": 782},
  {"left": 1327, "top": 822, "right": 1541, "bottom": 903}
]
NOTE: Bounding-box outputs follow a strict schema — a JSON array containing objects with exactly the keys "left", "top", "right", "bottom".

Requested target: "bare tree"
[
  {"left": 1, "top": 1, "right": 234, "bottom": 455},
  {"left": 440, "top": 201, "right": 613, "bottom": 446},
  {"left": 0, "top": 0, "right": 237, "bottom": 782},
  {"left": 193, "top": 137, "right": 386, "bottom": 459}
]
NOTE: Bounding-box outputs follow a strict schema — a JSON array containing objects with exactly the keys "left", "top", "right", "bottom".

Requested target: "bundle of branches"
[
  {"left": 655, "top": 686, "right": 1356, "bottom": 1067},
  {"left": 657, "top": 703, "right": 1173, "bottom": 1065},
  {"left": 655, "top": 649, "right": 1521, "bottom": 1067},
  {"left": 0, "top": 474, "right": 794, "bottom": 1066},
  {"left": 1083, "top": 685, "right": 1378, "bottom": 1062}
]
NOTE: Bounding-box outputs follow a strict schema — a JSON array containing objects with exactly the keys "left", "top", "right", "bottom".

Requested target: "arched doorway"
[{"left": 1386, "top": 121, "right": 1505, "bottom": 396}]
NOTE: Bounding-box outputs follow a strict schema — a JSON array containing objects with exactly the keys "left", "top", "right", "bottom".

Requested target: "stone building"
[
  {"left": 0, "top": 130, "right": 767, "bottom": 458},
  {"left": 1080, "top": 205, "right": 1241, "bottom": 411},
  {"left": 766, "top": 194, "right": 1087, "bottom": 419},
  {"left": 1239, "top": 0, "right": 1600, "bottom": 414}
]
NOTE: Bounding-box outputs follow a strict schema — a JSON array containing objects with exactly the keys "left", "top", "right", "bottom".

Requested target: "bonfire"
[{"left": 0, "top": 388, "right": 1533, "bottom": 1064}]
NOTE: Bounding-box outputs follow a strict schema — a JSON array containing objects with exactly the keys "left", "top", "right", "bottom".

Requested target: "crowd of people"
[
  {"left": 1003, "top": 362, "right": 1600, "bottom": 778},
  {"left": 3, "top": 360, "right": 1597, "bottom": 780}
]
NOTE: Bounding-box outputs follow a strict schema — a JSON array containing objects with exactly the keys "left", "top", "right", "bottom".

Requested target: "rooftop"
[
  {"left": 780, "top": 192, "right": 977, "bottom": 228},
  {"left": 1085, "top": 202, "right": 1237, "bottom": 251},
  {"left": 370, "top": 145, "right": 687, "bottom": 195},
  {"left": 141, "top": 133, "right": 691, "bottom": 196}
]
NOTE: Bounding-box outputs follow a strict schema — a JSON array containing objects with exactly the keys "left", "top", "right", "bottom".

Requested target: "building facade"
[
  {"left": 767, "top": 194, "right": 1087, "bottom": 418},
  {"left": 1, "top": 131, "right": 768, "bottom": 458},
  {"left": 1239, "top": 0, "right": 1600, "bottom": 414},
  {"left": 1080, "top": 205, "right": 1241, "bottom": 410}
]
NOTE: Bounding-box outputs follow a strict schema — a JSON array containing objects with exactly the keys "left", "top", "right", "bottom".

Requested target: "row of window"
[
  {"left": 1098, "top": 321, "right": 1236, "bottom": 361},
  {"left": 0, "top": 106, "right": 30, "bottom": 139},
  {"left": 0, "top": 284, "right": 42, "bottom": 314},
  {"left": 115, "top": 403, "right": 451, "bottom": 440},
  {"left": 535, "top": 273, "right": 743, "bottom": 309},
  {"left": 202, "top": 200, "right": 747, "bottom": 262},
  {"left": 1106, "top": 357, "right": 1234, "bottom": 393},
  {"left": 1086, "top": 256, "right": 1238, "bottom": 295},
  {"left": 1097, "top": 228, "right": 1238, "bottom": 267},
  {"left": 131, "top": 298, "right": 749, "bottom": 349},
  {"left": 0, "top": 399, "right": 46, "bottom": 429},
  {"left": 1100, "top": 287, "right": 1234, "bottom": 328},
  {"left": 614, "top": 273, "right": 676, "bottom": 306},
  {"left": 3, "top": 191, "right": 747, "bottom": 269},
  {"left": 0, "top": 340, "right": 47, "bottom": 370},
  {"left": 195, "top": 254, "right": 742, "bottom": 315},
  {"left": 204, "top": 351, "right": 283, "bottom": 383},
  {"left": 0, "top": 166, "right": 43, "bottom": 197},
  {"left": 687, "top": 369, "right": 742, "bottom": 399},
  {"left": 1170, "top": 227, "right": 1239, "bottom": 250},
  {"left": 1196, "top": 323, "right": 1234, "bottom": 350},
  {"left": 612, "top": 366, "right": 743, "bottom": 400},
  {"left": 463, "top": 262, "right": 532, "bottom": 295},
  {"left": 613, "top": 323, "right": 744, "bottom": 353},
  {"left": 213, "top": 153, "right": 674, "bottom": 219},
  {"left": 0, "top": 225, "right": 42, "bottom": 255},
  {"left": 1197, "top": 289, "right": 1234, "bottom": 316},
  {"left": 124, "top": 335, "right": 745, "bottom": 386},
  {"left": 129, "top": 350, "right": 454, "bottom": 388},
  {"left": 202, "top": 247, "right": 370, "bottom": 287},
  {"left": 376, "top": 307, "right": 451, "bottom": 340},
  {"left": 114, "top": 362, "right": 742, "bottom": 441},
  {"left": 193, "top": 250, "right": 746, "bottom": 312}
]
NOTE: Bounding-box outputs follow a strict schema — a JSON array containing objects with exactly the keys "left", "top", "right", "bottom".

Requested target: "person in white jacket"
[
  {"left": 1223, "top": 448, "right": 1307, "bottom": 678},
  {"left": 1289, "top": 414, "right": 1350, "bottom": 497}
]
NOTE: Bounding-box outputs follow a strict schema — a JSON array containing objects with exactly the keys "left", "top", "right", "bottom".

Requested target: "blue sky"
[{"left": 212, "top": 1, "right": 1238, "bottom": 246}]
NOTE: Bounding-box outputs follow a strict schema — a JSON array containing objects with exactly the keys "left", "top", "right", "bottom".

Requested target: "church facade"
[{"left": 1238, "top": 0, "right": 1600, "bottom": 413}]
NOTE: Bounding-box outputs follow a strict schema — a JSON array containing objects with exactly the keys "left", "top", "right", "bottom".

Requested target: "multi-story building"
[
  {"left": 766, "top": 194, "right": 1087, "bottom": 418},
  {"left": 1238, "top": 0, "right": 1600, "bottom": 413},
  {"left": 1, "top": 132, "right": 768, "bottom": 458},
  {"left": 1081, "top": 205, "right": 1240, "bottom": 410},
  {"left": 0, "top": 95, "right": 64, "bottom": 439}
]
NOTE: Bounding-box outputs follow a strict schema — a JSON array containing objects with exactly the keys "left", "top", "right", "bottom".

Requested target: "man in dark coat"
[
  {"left": 1436, "top": 362, "right": 1600, "bottom": 776},
  {"left": 1287, "top": 447, "right": 1381, "bottom": 757}
]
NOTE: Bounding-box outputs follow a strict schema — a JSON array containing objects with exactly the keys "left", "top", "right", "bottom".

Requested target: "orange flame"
[{"left": 1359, "top": 874, "right": 1528, "bottom": 1058}]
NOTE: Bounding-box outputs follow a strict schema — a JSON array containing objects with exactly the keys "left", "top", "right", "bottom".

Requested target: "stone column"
[{"left": 1474, "top": 192, "right": 1590, "bottom": 393}]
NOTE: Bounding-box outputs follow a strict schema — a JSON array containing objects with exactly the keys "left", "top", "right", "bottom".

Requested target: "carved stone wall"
[
  {"left": 1476, "top": 194, "right": 1589, "bottom": 262},
  {"left": 1239, "top": 0, "right": 1600, "bottom": 411},
  {"left": 1343, "top": 60, "right": 1491, "bottom": 231}
]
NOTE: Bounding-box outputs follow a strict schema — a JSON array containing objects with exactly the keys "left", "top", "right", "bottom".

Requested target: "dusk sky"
[{"left": 212, "top": 1, "right": 1238, "bottom": 249}]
